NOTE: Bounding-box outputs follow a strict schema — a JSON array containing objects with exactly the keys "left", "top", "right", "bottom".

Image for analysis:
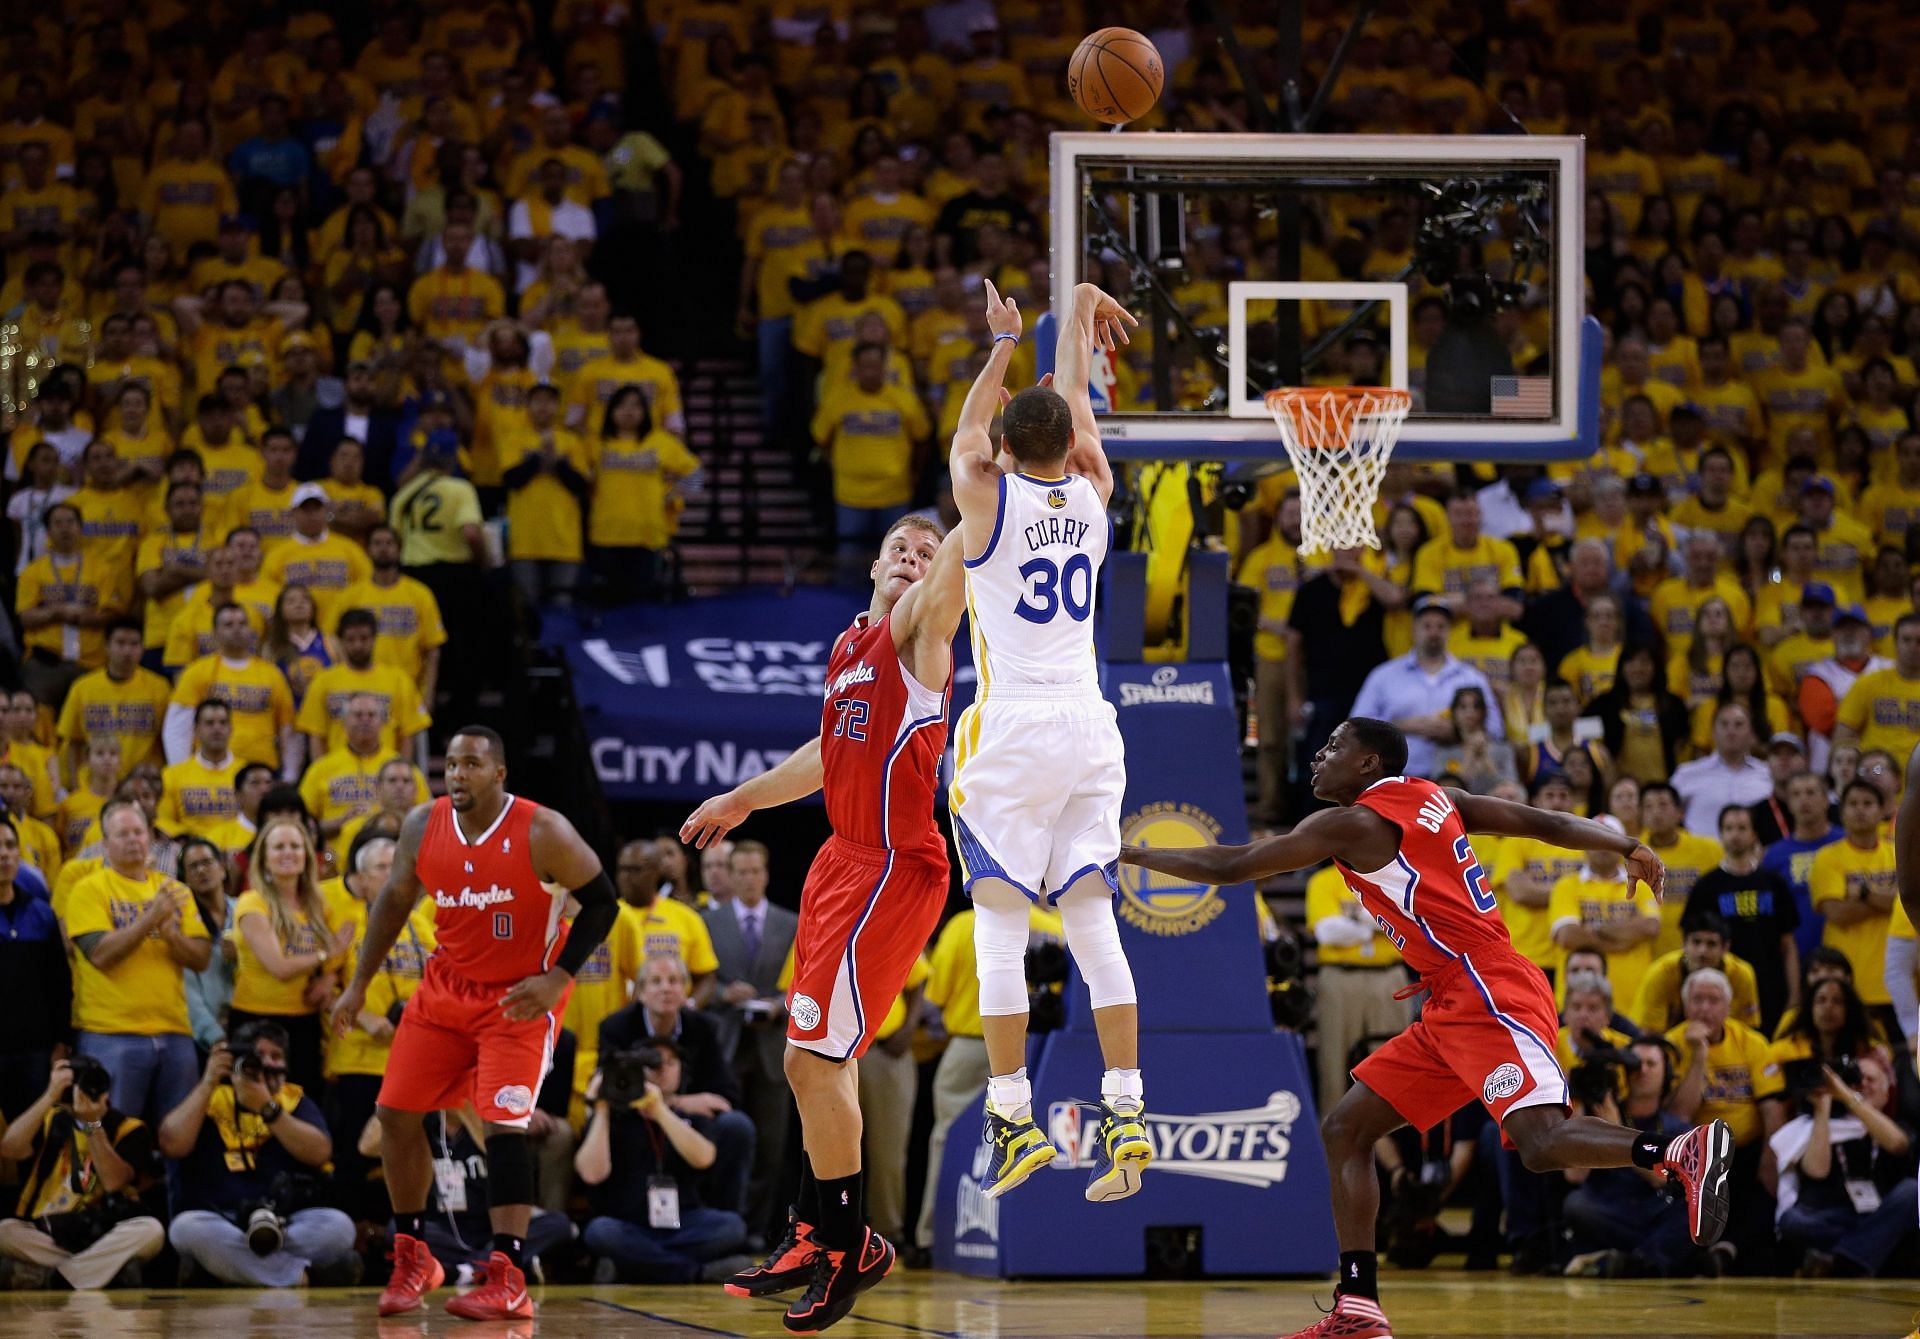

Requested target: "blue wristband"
[{"left": 993, "top": 333, "right": 1019, "bottom": 345}]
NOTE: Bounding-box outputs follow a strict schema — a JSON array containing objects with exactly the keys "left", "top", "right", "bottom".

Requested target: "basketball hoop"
[{"left": 1264, "top": 387, "right": 1413, "bottom": 556}]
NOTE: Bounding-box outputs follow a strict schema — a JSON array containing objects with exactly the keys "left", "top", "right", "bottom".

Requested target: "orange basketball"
[{"left": 1069, "top": 27, "right": 1164, "bottom": 126}]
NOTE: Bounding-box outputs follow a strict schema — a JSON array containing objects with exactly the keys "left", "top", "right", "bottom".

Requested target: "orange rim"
[{"left": 1264, "top": 386, "right": 1412, "bottom": 446}]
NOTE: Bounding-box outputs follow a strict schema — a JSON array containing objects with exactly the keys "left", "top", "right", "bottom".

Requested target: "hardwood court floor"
[{"left": 0, "top": 1272, "right": 1914, "bottom": 1338}]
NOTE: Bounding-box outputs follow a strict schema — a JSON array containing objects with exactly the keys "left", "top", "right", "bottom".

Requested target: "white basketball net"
[{"left": 1265, "top": 387, "right": 1413, "bottom": 555}]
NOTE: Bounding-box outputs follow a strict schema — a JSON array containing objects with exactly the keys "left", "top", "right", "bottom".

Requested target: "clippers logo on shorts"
[
  {"left": 1045, "top": 1092, "right": 1304, "bottom": 1188},
  {"left": 493, "top": 1084, "right": 534, "bottom": 1116},
  {"left": 1116, "top": 802, "right": 1227, "bottom": 936},
  {"left": 1483, "top": 1063, "right": 1526, "bottom": 1104},
  {"left": 789, "top": 994, "right": 822, "bottom": 1032}
]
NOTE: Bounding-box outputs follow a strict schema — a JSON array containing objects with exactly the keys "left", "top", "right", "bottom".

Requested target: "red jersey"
[
  {"left": 1334, "top": 776, "right": 1516, "bottom": 978},
  {"left": 417, "top": 794, "right": 567, "bottom": 986},
  {"left": 819, "top": 612, "right": 950, "bottom": 860}
]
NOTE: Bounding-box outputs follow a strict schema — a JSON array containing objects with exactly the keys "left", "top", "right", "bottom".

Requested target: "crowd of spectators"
[{"left": 0, "top": 0, "right": 1916, "bottom": 1300}]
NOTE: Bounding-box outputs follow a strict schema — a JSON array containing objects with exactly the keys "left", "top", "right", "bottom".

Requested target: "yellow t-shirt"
[
  {"left": 260, "top": 533, "right": 375, "bottom": 633},
  {"left": 498, "top": 427, "right": 590, "bottom": 564},
  {"left": 1304, "top": 864, "right": 1403, "bottom": 967},
  {"left": 1809, "top": 837, "right": 1897, "bottom": 1006},
  {"left": 69, "top": 485, "right": 148, "bottom": 588},
  {"left": 620, "top": 898, "right": 720, "bottom": 976},
  {"left": 157, "top": 754, "right": 242, "bottom": 839},
  {"left": 1664, "top": 1018, "right": 1783, "bottom": 1147},
  {"left": 56, "top": 786, "right": 110, "bottom": 855},
  {"left": 295, "top": 662, "right": 431, "bottom": 754},
  {"left": 169, "top": 656, "right": 296, "bottom": 769},
  {"left": 1548, "top": 871, "right": 1660, "bottom": 1006},
  {"left": 133, "top": 525, "right": 211, "bottom": 650},
  {"left": 16, "top": 811, "right": 61, "bottom": 882},
  {"left": 326, "top": 884, "right": 436, "bottom": 1078},
  {"left": 1644, "top": 831, "right": 1725, "bottom": 957},
  {"left": 925, "top": 906, "right": 1064, "bottom": 1037},
  {"left": 1492, "top": 838, "right": 1584, "bottom": 970},
  {"left": 1630, "top": 948, "right": 1761, "bottom": 1034},
  {"left": 161, "top": 589, "right": 269, "bottom": 670},
  {"left": 1410, "top": 534, "right": 1524, "bottom": 599},
  {"left": 228, "top": 479, "right": 299, "bottom": 556},
  {"left": 1451, "top": 625, "right": 1531, "bottom": 697},
  {"left": 589, "top": 431, "right": 700, "bottom": 550},
  {"left": 809, "top": 384, "right": 930, "bottom": 508},
  {"left": 230, "top": 887, "right": 343, "bottom": 1016},
  {"left": 1837, "top": 667, "right": 1920, "bottom": 763},
  {"left": 1648, "top": 575, "right": 1752, "bottom": 656},
  {"left": 17, "top": 553, "right": 129, "bottom": 669},
  {"left": 335, "top": 576, "right": 446, "bottom": 683},
  {"left": 1558, "top": 645, "right": 1622, "bottom": 704},
  {"left": 299, "top": 748, "right": 430, "bottom": 844},
  {"left": 563, "top": 901, "right": 647, "bottom": 1105},
  {"left": 56, "top": 667, "right": 170, "bottom": 778},
  {"left": 874, "top": 954, "right": 932, "bottom": 1042},
  {"left": 64, "top": 866, "right": 207, "bottom": 1036},
  {"left": 1236, "top": 535, "right": 1303, "bottom": 661},
  {"left": 563, "top": 353, "right": 685, "bottom": 435}
]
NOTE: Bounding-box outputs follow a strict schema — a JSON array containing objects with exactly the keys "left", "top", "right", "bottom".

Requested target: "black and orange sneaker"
[
  {"left": 445, "top": 1250, "right": 534, "bottom": 1321},
  {"left": 377, "top": 1232, "right": 445, "bottom": 1316},
  {"left": 782, "top": 1227, "right": 895, "bottom": 1334},
  {"left": 1657, "top": 1119, "right": 1734, "bottom": 1246},
  {"left": 724, "top": 1210, "right": 820, "bottom": 1297},
  {"left": 1277, "top": 1294, "right": 1394, "bottom": 1338}
]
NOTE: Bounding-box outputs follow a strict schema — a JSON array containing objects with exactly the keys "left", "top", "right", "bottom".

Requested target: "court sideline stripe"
[
  {"left": 584, "top": 1297, "right": 749, "bottom": 1337},
  {"left": 844, "top": 1312, "right": 966, "bottom": 1339}
]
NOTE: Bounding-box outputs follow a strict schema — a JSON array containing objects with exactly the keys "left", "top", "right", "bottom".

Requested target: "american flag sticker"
[{"left": 1490, "top": 375, "right": 1552, "bottom": 416}]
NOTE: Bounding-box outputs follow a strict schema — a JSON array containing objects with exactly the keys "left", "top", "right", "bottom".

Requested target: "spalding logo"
[
  {"left": 1046, "top": 487, "right": 1067, "bottom": 510},
  {"left": 791, "top": 993, "right": 822, "bottom": 1031},
  {"left": 493, "top": 1084, "right": 534, "bottom": 1116},
  {"left": 1483, "top": 1063, "right": 1525, "bottom": 1104}
]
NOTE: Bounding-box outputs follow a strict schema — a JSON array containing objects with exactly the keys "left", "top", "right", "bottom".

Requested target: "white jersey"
[{"left": 963, "top": 471, "right": 1109, "bottom": 694}]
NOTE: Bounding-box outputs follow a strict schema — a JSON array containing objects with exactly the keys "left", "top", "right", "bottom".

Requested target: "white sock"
[
  {"left": 1103, "top": 1067, "right": 1144, "bottom": 1115},
  {"left": 988, "top": 1067, "right": 1033, "bottom": 1122}
]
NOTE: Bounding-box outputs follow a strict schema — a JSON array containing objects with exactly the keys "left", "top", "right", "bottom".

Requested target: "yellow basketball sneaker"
[
  {"left": 981, "top": 1103, "right": 1056, "bottom": 1199},
  {"left": 1084, "top": 1101, "right": 1153, "bottom": 1202}
]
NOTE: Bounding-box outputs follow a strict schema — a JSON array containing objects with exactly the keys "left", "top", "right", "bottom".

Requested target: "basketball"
[{"left": 1069, "top": 27, "right": 1164, "bottom": 125}]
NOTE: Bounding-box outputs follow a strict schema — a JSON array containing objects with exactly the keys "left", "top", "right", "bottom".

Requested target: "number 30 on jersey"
[{"left": 1014, "top": 553, "right": 1093, "bottom": 624}]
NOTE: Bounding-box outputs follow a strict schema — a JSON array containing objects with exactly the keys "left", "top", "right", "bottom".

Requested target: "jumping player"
[
  {"left": 681, "top": 511, "right": 967, "bottom": 1333},
  {"left": 331, "top": 725, "right": 617, "bottom": 1321},
  {"left": 1122, "top": 718, "right": 1734, "bottom": 1339},
  {"left": 947, "top": 277, "right": 1152, "bottom": 1203}
]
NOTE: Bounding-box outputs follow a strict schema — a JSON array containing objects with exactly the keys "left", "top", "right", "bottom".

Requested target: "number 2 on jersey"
[
  {"left": 1014, "top": 553, "right": 1093, "bottom": 624},
  {"left": 1452, "top": 836, "right": 1498, "bottom": 913}
]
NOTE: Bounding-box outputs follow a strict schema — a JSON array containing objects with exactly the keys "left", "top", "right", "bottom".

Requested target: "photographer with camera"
[
  {"left": 575, "top": 1039, "right": 752, "bottom": 1283},
  {"left": 0, "top": 1056, "right": 164, "bottom": 1289},
  {"left": 1561, "top": 1037, "right": 1696, "bottom": 1278},
  {"left": 1770, "top": 1052, "right": 1917, "bottom": 1276},
  {"left": 159, "top": 1020, "right": 357, "bottom": 1287}
]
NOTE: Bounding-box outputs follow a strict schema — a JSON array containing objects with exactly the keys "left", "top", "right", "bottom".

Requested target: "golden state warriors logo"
[
  {"left": 1117, "top": 802, "right": 1227, "bottom": 936},
  {"left": 1046, "top": 487, "right": 1067, "bottom": 510}
]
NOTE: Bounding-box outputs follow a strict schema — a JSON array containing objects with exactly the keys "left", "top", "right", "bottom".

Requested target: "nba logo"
[{"left": 1047, "top": 1101, "right": 1082, "bottom": 1167}]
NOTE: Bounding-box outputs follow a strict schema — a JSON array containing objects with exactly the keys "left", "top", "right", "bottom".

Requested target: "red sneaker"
[
  {"left": 782, "top": 1227, "right": 894, "bottom": 1334},
  {"left": 724, "top": 1211, "right": 821, "bottom": 1297},
  {"left": 445, "top": 1251, "right": 534, "bottom": 1321},
  {"left": 378, "top": 1233, "right": 446, "bottom": 1316},
  {"left": 1658, "top": 1119, "right": 1734, "bottom": 1246},
  {"left": 1277, "top": 1294, "right": 1393, "bottom": 1339}
]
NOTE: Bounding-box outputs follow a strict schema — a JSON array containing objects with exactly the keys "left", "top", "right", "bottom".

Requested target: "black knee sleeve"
[{"left": 485, "top": 1130, "right": 535, "bottom": 1207}]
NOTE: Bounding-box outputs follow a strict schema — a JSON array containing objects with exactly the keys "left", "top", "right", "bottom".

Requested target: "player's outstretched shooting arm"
[
  {"left": 948, "top": 277, "right": 1022, "bottom": 497},
  {"left": 1122, "top": 791, "right": 1664, "bottom": 900},
  {"left": 1054, "top": 282, "right": 1136, "bottom": 504}
]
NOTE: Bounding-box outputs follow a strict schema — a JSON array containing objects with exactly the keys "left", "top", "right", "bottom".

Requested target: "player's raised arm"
[
  {"left": 890, "top": 527, "right": 969, "bottom": 652},
  {"left": 1452, "top": 790, "right": 1665, "bottom": 901},
  {"left": 1054, "top": 282, "right": 1136, "bottom": 505},
  {"left": 680, "top": 737, "right": 826, "bottom": 848},
  {"left": 331, "top": 801, "right": 432, "bottom": 1036},
  {"left": 949, "top": 279, "right": 1021, "bottom": 497},
  {"left": 1120, "top": 806, "right": 1376, "bottom": 886}
]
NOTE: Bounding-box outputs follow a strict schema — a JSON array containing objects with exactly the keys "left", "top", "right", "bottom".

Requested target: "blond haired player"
[{"left": 948, "top": 278, "right": 1152, "bottom": 1202}]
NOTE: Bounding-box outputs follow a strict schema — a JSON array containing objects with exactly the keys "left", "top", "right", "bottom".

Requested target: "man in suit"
[
  {"left": 703, "top": 841, "right": 798, "bottom": 1241},
  {"left": 598, "top": 952, "right": 755, "bottom": 1219},
  {"left": 298, "top": 361, "right": 402, "bottom": 484}
]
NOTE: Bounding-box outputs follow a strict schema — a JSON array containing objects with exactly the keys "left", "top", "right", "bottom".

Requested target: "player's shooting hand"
[
  {"left": 500, "top": 965, "right": 570, "bottom": 1021},
  {"left": 983, "top": 278, "right": 1022, "bottom": 341},
  {"left": 330, "top": 982, "right": 369, "bottom": 1038},
  {"left": 1625, "top": 843, "right": 1665, "bottom": 903},
  {"left": 680, "top": 790, "right": 749, "bottom": 848},
  {"left": 1078, "top": 284, "right": 1138, "bottom": 350}
]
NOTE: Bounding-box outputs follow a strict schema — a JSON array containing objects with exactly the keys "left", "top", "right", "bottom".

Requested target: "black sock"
[
  {"left": 797, "top": 1162, "right": 820, "bottom": 1227},
  {"left": 1630, "top": 1133, "right": 1667, "bottom": 1169},
  {"left": 813, "top": 1172, "right": 864, "bottom": 1253},
  {"left": 394, "top": 1212, "right": 426, "bottom": 1241},
  {"left": 1338, "top": 1250, "right": 1377, "bottom": 1300},
  {"left": 492, "top": 1233, "right": 525, "bottom": 1267}
]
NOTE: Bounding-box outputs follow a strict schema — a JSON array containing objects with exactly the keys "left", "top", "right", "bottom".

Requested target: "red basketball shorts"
[
  {"left": 378, "top": 955, "right": 572, "bottom": 1127},
  {"left": 787, "top": 836, "right": 947, "bottom": 1061},
  {"left": 1352, "top": 947, "right": 1568, "bottom": 1143}
]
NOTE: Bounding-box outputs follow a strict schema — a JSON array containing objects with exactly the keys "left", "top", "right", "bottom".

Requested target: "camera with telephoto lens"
[
  {"left": 1783, "top": 1054, "right": 1861, "bottom": 1098},
  {"left": 1566, "top": 1031, "right": 1638, "bottom": 1111},
  {"left": 65, "top": 1056, "right": 111, "bottom": 1107},
  {"left": 602, "top": 1046, "right": 664, "bottom": 1108}
]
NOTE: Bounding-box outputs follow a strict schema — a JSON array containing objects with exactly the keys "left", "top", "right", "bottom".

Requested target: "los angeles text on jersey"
[
  {"left": 1023, "top": 515, "right": 1093, "bottom": 552},
  {"left": 434, "top": 883, "right": 516, "bottom": 910}
]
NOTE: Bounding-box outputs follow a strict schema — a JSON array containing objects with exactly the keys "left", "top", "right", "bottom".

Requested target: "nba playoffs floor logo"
[
  {"left": 1047, "top": 1092, "right": 1303, "bottom": 1188},
  {"left": 1117, "top": 801, "right": 1227, "bottom": 936}
]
